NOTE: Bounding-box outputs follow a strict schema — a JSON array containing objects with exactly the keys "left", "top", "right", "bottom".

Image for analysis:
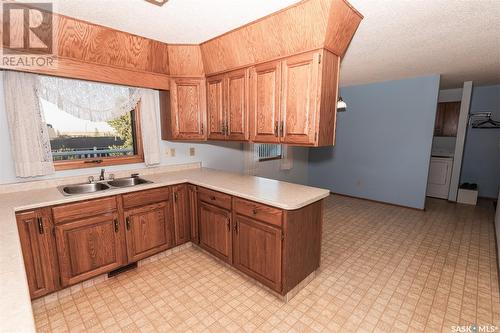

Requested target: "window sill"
[{"left": 54, "top": 155, "right": 145, "bottom": 171}]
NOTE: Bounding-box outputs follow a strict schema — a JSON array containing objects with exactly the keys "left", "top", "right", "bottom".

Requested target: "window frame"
[
  {"left": 257, "top": 144, "right": 283, "bottom": 162},
  {"left": 52, "top": 102, "right": 144, "bottom": 171}
]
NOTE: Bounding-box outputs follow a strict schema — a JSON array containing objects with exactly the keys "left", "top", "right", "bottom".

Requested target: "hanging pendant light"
[
  {"left": 337, "top": 96, "right": 347, "bottom": 112},
  {"left": 145, "top": 0, "right": 169, "bottom": 6}
]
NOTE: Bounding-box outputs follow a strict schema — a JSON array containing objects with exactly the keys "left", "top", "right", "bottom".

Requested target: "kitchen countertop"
[{"left": 0, "top": 166, "right": 330, "bottom": 333}]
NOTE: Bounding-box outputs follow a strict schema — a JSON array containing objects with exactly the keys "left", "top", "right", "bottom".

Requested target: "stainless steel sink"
[
  {"left": 60, "top": 182, "right": 110, "bottom": 196},
  {"left": 106, "top": 177, "right": 152, "bottom": 188}
]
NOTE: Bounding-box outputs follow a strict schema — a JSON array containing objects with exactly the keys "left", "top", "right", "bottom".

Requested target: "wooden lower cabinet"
[
  {"left": 233, "top": 214, "right": 282, "bottom": 292},
  {"left": 16, "top": 208, "right": 59, "bottom": 299},
  {"left": 198, "top": 201, "right": 232, "bottom": 263},
  {"left": 172, "top": 184, "right": 191, "bottom": 245},
  {"left": 55, "top": 212, "right": 125, "bottom": 286},
  {"left": 124, "top": 201, "right": 174, "bottom": 262}
]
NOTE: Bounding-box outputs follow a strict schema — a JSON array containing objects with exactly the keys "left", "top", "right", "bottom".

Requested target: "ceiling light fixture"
[
  {"left": 337, "top": 97, "right": 347, "bottom": 112},
  {"left": 145, "top": 0, "right": 169, "bottom": 6}
]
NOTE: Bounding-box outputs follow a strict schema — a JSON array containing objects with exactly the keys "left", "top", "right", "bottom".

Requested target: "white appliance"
[{"left": 427, "top": 157, "right": 453, "bottom": 199}]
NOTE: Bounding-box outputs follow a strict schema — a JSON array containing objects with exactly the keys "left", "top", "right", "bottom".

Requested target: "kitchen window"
[
  {"left": 257, "top": 144, "right": 283, "bottom": 161},
  {"left": 41, "top": 99, "right": 144, "bottom": 170}
]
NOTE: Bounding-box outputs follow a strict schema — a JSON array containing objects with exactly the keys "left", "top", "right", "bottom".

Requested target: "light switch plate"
[{"left": 189, "top": 147, "right": 195, "bottom": 156}]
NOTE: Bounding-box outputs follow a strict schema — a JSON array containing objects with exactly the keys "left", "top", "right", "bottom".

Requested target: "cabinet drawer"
[
  {"left": 52, "top": 196, "right": 117, "bottom": 224},
  {"left": 198, "top": 187, "right": 232, "bottom": 210},
  {"left": 233, "top": 198, "right": 282, "bottom": 227},
  {"left": 122, "top": 187, "right": 171, "bottom": 209}
]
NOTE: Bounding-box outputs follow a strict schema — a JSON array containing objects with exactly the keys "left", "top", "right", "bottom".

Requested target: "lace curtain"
[
  {"left": 37, "top": 75, "right": 142, "bottom": 122},
  {"left": 3, "top": 71, "right": 55, "bottom": 178}
]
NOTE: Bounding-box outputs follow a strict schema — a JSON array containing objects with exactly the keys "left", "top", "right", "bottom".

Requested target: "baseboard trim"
[{"left": 330, "top": 192, "right": 425, "bottom": 211}]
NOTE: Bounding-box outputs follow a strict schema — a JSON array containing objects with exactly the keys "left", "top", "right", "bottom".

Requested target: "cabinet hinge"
[
  {"left": 281, "top": 231, "right": 285, "bottom": 241},
  {"left": 58, "top": 275, "right": 62, "bottom": 286},
  {"left": 318, "top": 54, "right": 321, "bottom": 64},
  {"left": 314, "top": 132, "right": 318, "bottom": 141}
]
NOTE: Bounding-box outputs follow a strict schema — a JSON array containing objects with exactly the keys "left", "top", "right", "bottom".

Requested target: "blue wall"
[
  {"left": 308, "top": 75, "right": 440, "bottom": 209},
  {"left": 461, "top": 85, "right": 500, "bottom": 198}
]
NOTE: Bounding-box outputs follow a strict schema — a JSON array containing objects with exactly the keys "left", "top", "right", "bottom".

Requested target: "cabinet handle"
[
  {"left": 126, "top": 217, "right": 130, "bottom": 230},
  {"left": 252, "top": 208, "right": 258, "bottom": 215},
  {"left": 274, "top": 121, "right": 279, "bottom": 137},
  {"left": 225, "top": 121, "right": 229, "bottom": 136},
  {"left": 201, "top": 123, "right": 204, "bottom": 135},
  {"left": 37, "top": 217, "right": 44, "bottom": 235},
  {"left": 174, "top": 192, "right": 178, "bottom": 202},
  {"left": 280, "top": 121, "right": 284, "bottom": 137},
  {"left": 114, "top": 219, "right": 119, "bottom": 233},
  {"left": 210, "top": 195, "right": 216, "bottom": 201},
  {"left": 221, "top": 121, "right": 225, "bottom": 135},
  {"left": 234, "top": 221, "right": 238, "bottom": 234},
  {"left": 226, "top": 218, "right": 230, "bottom": 232}
]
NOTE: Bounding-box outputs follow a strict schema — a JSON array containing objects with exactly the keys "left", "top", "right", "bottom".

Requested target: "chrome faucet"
[{"left": 99, "top": 169, "right": 105, "bottom": 181}]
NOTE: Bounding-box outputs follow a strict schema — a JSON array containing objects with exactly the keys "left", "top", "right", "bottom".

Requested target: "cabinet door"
[
  {"left": 226, "top": 68, "right": 249, "bottom": 141},
  {"left": 249, "top": 61, "right": 281, "bottom": 143},
  {"left": 16, "top": 209, "right": 59, "bottom": 299},
  {"left": 198, "top": 201, "right": 232, "bottom": 263},
  {"left": 188, "top": 185, "right": 199, "bottom": 244},
  {"left": 124, "top": 201, "right": 174, "bottom": 262},
  {"left": 206, "top": 75, "right": 226, "bottom": 140},
  {"left": 169, "top": 78, "right": 207, "bottom": 140},
  {"left": 55, "top": 213, "right": 124, "bottom": 286},
  {"left": 233, "top": 215, "right": 282, "bottom": 292},
  {"left": 172, "top": 184, "right": 190, "bottom": 245},
  {"left": 281, "top": 52, "right": 320, "bottom": 145}
]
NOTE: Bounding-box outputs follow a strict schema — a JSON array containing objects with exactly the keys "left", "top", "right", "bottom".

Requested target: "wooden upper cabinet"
[
  {"left": 165, "top": 78, "right": 207, "bottom": 141},
  {"left": 16, "top": 209, "right": 59, "bottom": 299},
  {"left": 281, "top": 52, "right": 320, "bottom": 145},
  {"left": 435, "top": 102, "right": 460, "bottom": 137},
  {"left": 206, "top": 69, "right": 249, "bottom": 141},
  {"left": 226, "top": 69, "right": 249, "bottom": 141},
  {"left": 172, "top": 184, "right": 191, "bottom": 245},
  {"left": 198, "top": 201, "right": 232, "bottom": 263},
  {"left": 206, "top": 75, "right": 226, "bottom": 140},
  {"left": 124, "top": 201, "right": 175, "bottom": 262},
  {"left": 55, "top": 212, "right": 124, "bottom": 286},
  {"left": 249, "top": 60, "right": 282, "bottom": 143}
]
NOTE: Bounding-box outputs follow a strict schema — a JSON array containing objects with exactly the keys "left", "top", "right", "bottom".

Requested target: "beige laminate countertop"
[{"left": 0, "top": 167, "right": 329, "bottom": 333}]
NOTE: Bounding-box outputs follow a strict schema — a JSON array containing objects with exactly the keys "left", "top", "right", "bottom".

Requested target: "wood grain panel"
[
  {"left": 122, "top": 187, "right": 171, "bottom": 209},
  {"left": 249, "top": 60, "right": 281, "bottom": 143},
  {"left": 55, "top": 212, "right": 124, "bottom": 286},
  {"left": 233, "top": 214, "right": 282, "bottom": 292},
  {"left": 188, "top": 185, "right": 199, "bottom": 244},
  {"left": 52, "top": 196, "right": 117, "bottom": 224},
  {"left": 124, "top": 201, "right": 174, "bottom": 262},
  {"left": 282, "top": 200, "right": 323, "bottom": 294},
  {"left": 172, "top": 184, "right": 191, "bottom": 245},
  {"left": 324, "top": 0, "right": 363, "bottom": 57},
  {"left": 200, "top": 0, "right": 331, "bottom": 74},
  {"left": 168, "top": 44, "right": 204, "bottom": 77},
  {"left": 198, "top": 201, "right": 232, "bottom": 263},
  {"left": 226, "top": 68, "right": 249, "bottom": 141},
  {"left": 316, "top": 49, "right": 340, "bottom": 146},
  {"left": 233, "top": 198, "right": 282, "bottom": 228},
  {"left": 281, "top": 51, "right": 320, "bottom": 145},
  {"left": 197, "top": 187, "right": 232, "bottom": 211},
  {"left": 16, "top": 209, "right": 59, "bottom": 299},
  {"left": 206, "top": 74, "right": 226, "bottom": 140}
]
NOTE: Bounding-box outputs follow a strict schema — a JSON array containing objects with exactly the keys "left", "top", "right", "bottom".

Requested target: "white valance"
[{"left": 37, "top": 75, "right": 142, "bottom": 122}]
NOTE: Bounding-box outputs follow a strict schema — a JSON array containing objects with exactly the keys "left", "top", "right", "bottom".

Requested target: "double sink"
[{"left": 59, "top": 175, "right": 152, "bottom": 196}]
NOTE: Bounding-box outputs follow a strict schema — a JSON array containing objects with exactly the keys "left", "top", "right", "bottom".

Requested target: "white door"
[{"left": 427, "top": 157, "right": 453, "bottom": 199}]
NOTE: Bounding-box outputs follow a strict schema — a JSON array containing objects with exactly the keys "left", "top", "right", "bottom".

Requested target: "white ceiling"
[{"left": 22, "top": 0, "right": 500, "bottom": 88}]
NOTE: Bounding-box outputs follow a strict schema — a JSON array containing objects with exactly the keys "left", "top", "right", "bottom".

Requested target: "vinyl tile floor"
[{"left": 32, "top": 195, "right": 500, "bottom": 332}]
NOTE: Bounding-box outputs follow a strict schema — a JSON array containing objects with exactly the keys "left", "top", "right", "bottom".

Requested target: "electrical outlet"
[
  {"left": 170, "top": 148, "right": 176, "bottom": 157},
  {"left": 164, "top": 147, "right": 170, "bottom": 156},
  {"left": 189, "top": 147, "right": 195, "bottom": 156}
]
